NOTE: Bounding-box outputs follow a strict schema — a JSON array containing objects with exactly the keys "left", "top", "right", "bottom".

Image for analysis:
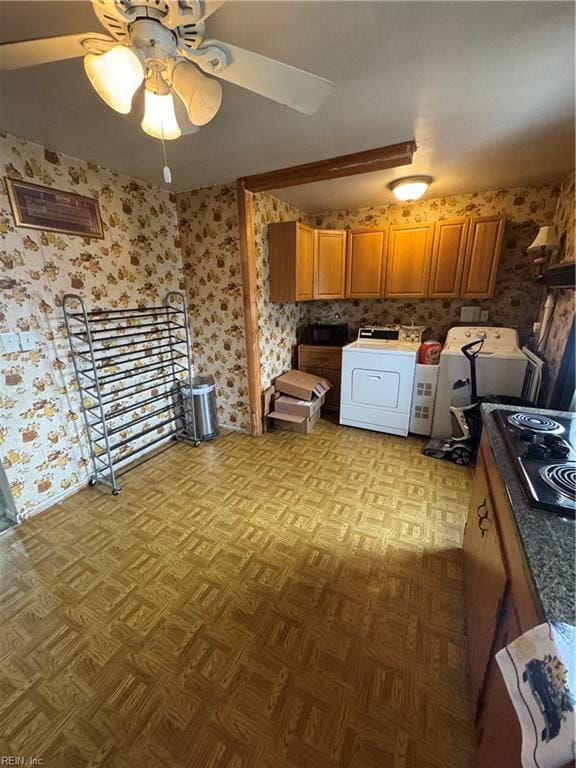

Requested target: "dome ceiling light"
[{"left": 388, "top": 176, "right": 433, "bottom": 202}]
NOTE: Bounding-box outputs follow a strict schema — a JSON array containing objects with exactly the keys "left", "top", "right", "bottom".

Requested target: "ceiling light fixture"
[
  {"left": 84, "top": 45, "right": 144, "bottom": 114},
  {"left": 170, "top": 61, "right": 222, "bottom": 127},
  {"left": 141, "top": 87, "right": 182, "bottom": 141},
  {"left": 388, "top": 175, "right": 433, "bottom": 202}
]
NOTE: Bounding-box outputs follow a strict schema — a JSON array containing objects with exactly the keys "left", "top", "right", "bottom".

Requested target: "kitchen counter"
[{"left": 481, "top": 403, "right": 575, "bottom": 624}]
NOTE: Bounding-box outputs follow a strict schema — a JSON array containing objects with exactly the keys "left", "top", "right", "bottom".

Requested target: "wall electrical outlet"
[
  {"left": 1, "top": 332, "right": 20, "bottom": 354},
  {"left": 459, "top": 306, "right": 481, "bottom": 323},
  {"left": 480, "top": 310, "right": 489, "bottom": 322},
  {"left": 19, "top": 331, "right": 36, "bottom": 351}
]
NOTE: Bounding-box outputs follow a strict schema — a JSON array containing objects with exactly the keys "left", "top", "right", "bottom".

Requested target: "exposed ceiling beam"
[{"left": 241, "top": 140, "right": 417, "bottom": 193}]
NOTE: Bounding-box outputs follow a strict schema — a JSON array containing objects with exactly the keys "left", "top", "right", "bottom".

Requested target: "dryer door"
[{"left": 351, "top": 368, "right": 400, "bottom": 408}]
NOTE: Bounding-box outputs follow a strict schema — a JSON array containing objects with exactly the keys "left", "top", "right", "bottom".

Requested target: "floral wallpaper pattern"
[
  {"left": 540, "top": 172, "right": 575, "bottom": 405},
  {"left": 176, "top": 184, "right": 251, "bottom": 431},
  {"left": 0, "top": 132, "right": 183, "bottom": 521},
  {"left": 253, "top": 192, "right": 310, "bottom": 388},
  {"left": 306, "top": 185, "right": 560, "bottom": 342}
]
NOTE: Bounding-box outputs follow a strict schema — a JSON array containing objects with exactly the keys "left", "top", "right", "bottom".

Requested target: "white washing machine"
[
  {"left": 340, "top": 326, "right": 423, "bottom": 437},
  {"left": 431, "top": 326, "right": 529, "bottom": 438}
]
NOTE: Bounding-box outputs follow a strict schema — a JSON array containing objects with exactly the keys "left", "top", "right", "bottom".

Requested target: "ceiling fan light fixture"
[
  {"left": 84, "top": 45, "right": 144, "bottom": 114},
  {"left": 388, "top": 176, "right": 433, "bottom": 202},
  {"left": 171, "top": 61, "right": 223, "bottom": 126},
  {"left": 141, "top": 88, "right": 182, "bottom": 140}
]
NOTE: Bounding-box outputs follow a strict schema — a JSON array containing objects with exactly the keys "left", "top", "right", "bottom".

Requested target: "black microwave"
[{"left": 308, "top": 323, "right": 348, "bottom": 346}]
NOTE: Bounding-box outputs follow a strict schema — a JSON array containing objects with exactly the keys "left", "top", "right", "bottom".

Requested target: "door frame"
[{"left": 236, "top": 140, "right": 417, "bottom": 436}]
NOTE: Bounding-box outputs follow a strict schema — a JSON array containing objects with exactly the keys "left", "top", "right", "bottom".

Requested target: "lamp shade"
[
  {"left": 171, "top": 62, "right": 222, "bottom": 127},
  {"left": 141, "top": 89, "right": 181, "bottom": 140},
  {"left": 84, "top": 46, "right": 144, "bottom": 114},
  {"left": 388, "top": 176, "right": 432, "bottom": 202},
  {"left": 528, "top": 225, "right": 560, "bottom": 252}
]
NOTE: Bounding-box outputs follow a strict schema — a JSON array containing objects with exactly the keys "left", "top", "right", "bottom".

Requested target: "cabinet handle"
[{"left": 477, "top": 498, "right": 489, "bottom": 537}]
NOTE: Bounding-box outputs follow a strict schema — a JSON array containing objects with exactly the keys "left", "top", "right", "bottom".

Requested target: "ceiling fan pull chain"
[
  {"left": 151, "top": 55, "right": 172, "bottom": 184},
  {"left": 162, "top": 140, "right": 172, "bottom": 184}
]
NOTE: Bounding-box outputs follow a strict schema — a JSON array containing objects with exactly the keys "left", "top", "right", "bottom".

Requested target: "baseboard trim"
[{"left": 17, "top": 478, "right": 88, "bottom": 524}]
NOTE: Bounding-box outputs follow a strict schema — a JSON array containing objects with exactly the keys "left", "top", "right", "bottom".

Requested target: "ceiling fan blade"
[
  {"left": 201, "top": 1, "right": 227, "bottom": 20},
  {"left": 0, "top": 33, "right": 115, "bottom": 71},
  {"left": 198, "top": 40, "right": 333, "bottom": 115}
]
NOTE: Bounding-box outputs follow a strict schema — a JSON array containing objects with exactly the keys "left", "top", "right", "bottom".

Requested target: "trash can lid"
[{"left": 191, "top": 375, "right": 216, "bottom": 394}]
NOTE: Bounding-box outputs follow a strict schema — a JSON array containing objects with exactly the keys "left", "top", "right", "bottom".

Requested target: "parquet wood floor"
[{"left": 0, "top": 420, "right": 476, "bottom": 768}]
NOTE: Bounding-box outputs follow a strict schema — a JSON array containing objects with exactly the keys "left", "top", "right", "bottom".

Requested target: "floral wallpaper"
[
  {"left": 306, "top": 184, "right": 560, "bottom": 342},
  {"left": 253, "top": 192, "right": 310, "bottom": 388},
  {"left": 540, "top": 172, "right": 575, "bottom": 405},
  {"left": 176, "top": 184, "right": 251, "bottom": 431},
  {"left": 0, "top": 132, "right": 183, "bottom": 521}
]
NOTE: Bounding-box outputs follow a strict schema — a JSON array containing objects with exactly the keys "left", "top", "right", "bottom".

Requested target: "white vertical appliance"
[
  {"left": 431, "top": 326, "right": 529, "bottom": 438},
  {"left": 340, "top": 326, "right": 423, "bottom": 437}
]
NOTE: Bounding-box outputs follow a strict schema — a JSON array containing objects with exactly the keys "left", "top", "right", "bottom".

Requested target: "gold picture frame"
[{"left": 5, "top": 177, "right": 104, "bottom": 239}]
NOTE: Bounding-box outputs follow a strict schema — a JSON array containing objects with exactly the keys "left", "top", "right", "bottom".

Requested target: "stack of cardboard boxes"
[{"left": 264, "top": 371, "right": 332, "bottom": 434}]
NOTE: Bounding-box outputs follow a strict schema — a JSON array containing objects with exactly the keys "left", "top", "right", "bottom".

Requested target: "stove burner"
[
  {"left": 539, "top": 463, "right": 576, "bottom": 501},
  {"left": 508, "top": 412, "right": 564, "bottom": 434}
]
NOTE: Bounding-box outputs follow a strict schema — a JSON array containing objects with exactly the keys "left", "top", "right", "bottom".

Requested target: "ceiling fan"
[{"left": 0, "top": 0, "right": 334, "bottom": 145}]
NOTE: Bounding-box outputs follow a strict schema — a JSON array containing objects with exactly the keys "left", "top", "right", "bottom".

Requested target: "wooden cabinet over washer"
[
  {"left": 345, "top": 229, "right": 387, "bottom": 298},
  {"left": 314, "top": 229, "right": 347, "bottom": 299},
  {"left": 268, "top": 221, "right": 315, "bottom": 302},
  {"left": 428, "top": 218, "right": 469, "bottom": 298},
  {"left": 268, "top": 215, "right": 506, "bottom": 303},
  {"left": 385, "top": 223, "right": 434, "bottom": 298},
  {"left": 461, "top": 215, "right": 506, "bottom": 299}
]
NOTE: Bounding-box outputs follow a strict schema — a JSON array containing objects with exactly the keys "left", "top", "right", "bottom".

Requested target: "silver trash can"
[{"left": 189, "top": 375, "right": 218, "bottom": 440}]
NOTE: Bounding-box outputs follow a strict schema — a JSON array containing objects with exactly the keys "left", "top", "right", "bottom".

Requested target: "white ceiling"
[{"left": 0, "top": 1, "right": 574, "bottom": 211}]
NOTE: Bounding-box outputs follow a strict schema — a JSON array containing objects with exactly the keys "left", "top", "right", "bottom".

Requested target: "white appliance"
[
  {"left": 431, "top": 326, "right": 529, "bottom": 438},
  {"left": 410, "top": 363, "right": 440, "bottom": 436},
  {"left": 340, "top": 326, "right": 423, "bottom": 437}
]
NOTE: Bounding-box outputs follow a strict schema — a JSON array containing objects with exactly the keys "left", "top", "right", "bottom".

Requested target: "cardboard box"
[
  {"left": 275, "top": 370, "right": 331, "bottom": 401},
  {"left": 275, "top": 393, "right": 325, "bottom": 419},
  {"left": 268, "top": 407, "right": 321, "bottom": 434},
  {"left": 261, "top": 385, "right": 276, "bottom": 432}
]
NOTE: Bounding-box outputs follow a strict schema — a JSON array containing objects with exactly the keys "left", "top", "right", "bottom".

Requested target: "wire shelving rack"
[{"left": 63, "top": 291, "right": 199, "bottom": 495}]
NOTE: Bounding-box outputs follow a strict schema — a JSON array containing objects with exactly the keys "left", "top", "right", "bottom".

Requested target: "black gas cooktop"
[{"left": 493, "top": 409, "right": 576, "bottom": 517}]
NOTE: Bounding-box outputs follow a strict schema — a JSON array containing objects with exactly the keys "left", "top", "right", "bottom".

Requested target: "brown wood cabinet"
[
  {"left": 314, "top": 229, "right": 347, "bottom": 299},
  {"left": 461, "top": 216, "right": 506, "bottom": 299},
  {"left": 345, "top": 229, "right": 387, "bottom": 298},
  {"left": 464, "top": 451, "right": 508, "bottom": 711},
  {"left": 298, "top": 345, "right": 342, "bottom": 411},
  {"left": 385, "top": 223, "right": 434, "bottom": 298},
  {"left": 428, "top": 218, "right": 469, "bottom": 298},
  {"left": 268, "top": 221, "right": 315, "bottom": 302},
  {"left": 476, "top": 603, "right": 522, "bottom": 768},
  {"left": 268, "top": 215, "right": 506, "bottom": 303},
  {"left": 465, "top": 432, "right": 544, "bottom": 768}
]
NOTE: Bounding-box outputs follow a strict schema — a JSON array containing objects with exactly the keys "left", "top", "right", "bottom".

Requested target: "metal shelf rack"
[{"left": 63, "top": 291, "right": 199, "bottom": 495}]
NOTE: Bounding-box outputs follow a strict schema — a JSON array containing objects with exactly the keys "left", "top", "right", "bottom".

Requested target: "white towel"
[{"left": 496, "top": 622, "right": 576, "bottom": 768}]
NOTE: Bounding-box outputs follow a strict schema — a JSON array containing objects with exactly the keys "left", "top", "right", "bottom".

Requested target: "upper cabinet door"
[
  {"left": 268, "top": 221, "right": 314, "bottom": 302},
  {"left": 295, "top": 223, "right": 315, "bottom": 301},
  {"left": 345, "top": 229, "right": 387, "bottom": 298},
  {"left": 314, "top": 229, "right": 347, "bottom": 299},
  {"left": 385, "top": 223, "right": 434, "bottom": 298},
  {"left": 461, "top": 216, "right": 506, "bottom": 299},
  {"left": 428, "top": 218, "right": 469, "bottom": 298}
]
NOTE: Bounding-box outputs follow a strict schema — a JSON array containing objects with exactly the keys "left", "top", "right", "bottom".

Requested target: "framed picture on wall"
[{"left": 5, "top": 177, "right": 104, "bottom": 239}]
